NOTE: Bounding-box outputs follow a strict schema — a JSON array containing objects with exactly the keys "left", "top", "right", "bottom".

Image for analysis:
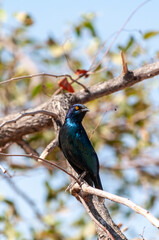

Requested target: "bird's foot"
[
  {"left": 65, "top": 171, "right": 87, "bottom": 192},
  {"left": 78, "top": 171, "right": 87, "bottom": 182}
]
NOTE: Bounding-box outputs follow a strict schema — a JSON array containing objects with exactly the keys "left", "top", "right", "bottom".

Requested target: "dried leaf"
[
  {"left": 58, "top": 78, "right": 74, "bottom": 93},
  {"left": 75, "top": 69, "right": 88, "bottom": 78}
]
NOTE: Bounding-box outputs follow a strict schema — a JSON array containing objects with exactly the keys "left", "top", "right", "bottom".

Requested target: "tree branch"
[
  {"left": 0, "top": 152, "right": 81, "bottom": 185},
  {"left": 0, "top": 110, "right": 59, "bottom": 129},
  {"left": 74, "top": 61, "right": 159, "bottom": 103},
  {"left": 77, "top": 193, "right": 115, "bottom": 239},
  {"left": 40, "top": 137, "right": 59, "bottom": 159},
  {"left": 0, "top": 72, "right": 88, "bottom": 90},
  {"left": 0, "top": 61, "right": 159, "bottom": 147},
  {"left": 81, "top": 184, "right": 159, "bottom": 229}
]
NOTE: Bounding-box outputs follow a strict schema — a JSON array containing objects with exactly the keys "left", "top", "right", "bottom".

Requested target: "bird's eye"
[{"left": 75, "top": 106, "right": 79, "bottom": 111}]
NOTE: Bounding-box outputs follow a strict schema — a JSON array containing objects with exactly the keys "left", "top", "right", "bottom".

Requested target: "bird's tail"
[{"left": 94, "top": 175, "right": 103, "bottom": 190}]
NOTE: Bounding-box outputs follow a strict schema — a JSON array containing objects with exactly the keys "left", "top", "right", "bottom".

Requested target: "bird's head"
[{"left": 66, "top": 104, "right": 89, "bottom": 123}]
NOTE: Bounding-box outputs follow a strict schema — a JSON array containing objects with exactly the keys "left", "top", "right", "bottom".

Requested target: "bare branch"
[
  {"left": 40, "top": 137, "right": 58, "bottom": 159},
  {"left": 0, "top": 73, "right": 70, "bottom": 85},
  {"left": 70, "top": 183, "right": 127, "bottom": 240},
  {"left": 0, "top": 142, "right": 12, "bottom": 152},
  {"left": 82, "top": 184, "right": 159, "bottom": 229},
  {"left": 0, "top": 93, "right": 69, "bottom": 147},
  {"left": 0, "top": 72, "right": 88, "bottom": 91},
  {"left": 0, "top": 152, "right": 80, "bottom": 185},
  {"left": 17, "top": 139, "right": 39, "bottom": 156},
  {"left": 75, "top": 61, "right": 159, "bottom": 103},
  {"left": 89, "top": 104, "right": 117, "bottom": 140},
  {"left": 89, "top": 38, "right": 109, "bottom": 71},
  {"left": 0, "top": 110, "right": 58, "bottom": 129},
  {"left": 0, "top": 164, "right": 11, "bottom": 177}
]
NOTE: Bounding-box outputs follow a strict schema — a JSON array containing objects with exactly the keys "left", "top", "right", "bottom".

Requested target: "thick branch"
[
  {"left": 0, "top": 61, "right": 159, "bottom": 148},
  {"left": 0, "top": 94, "right": 72, "bottom": 147},
  {"left": 74, "top": 61, "right": 159, "bottom": 103}
]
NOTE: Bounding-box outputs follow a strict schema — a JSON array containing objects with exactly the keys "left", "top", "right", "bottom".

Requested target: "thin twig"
[
  {"left": 0, "top": 164, "right": 11, "bottom": 177},
  {"left": 64, "top": 53, "right": 76, "bottom": 73},
  {"left": 17, "top": 139, "right": 39, "bottom": 156},
  {"left": 0, "top": 72, "right": 88, "bottom": 91},
  {"left": 0, "top": 73, "right": 71, "bottom": 85},
  {"left": 89, "top": 28, "right": 142, "bottom": 72},
  {"left": 0, "top": 110, "right": 58, "bottom": 129},
  {"left": 89, "top": 105, "right": 117, "bottom": 140},
  {"left": 0, "top": 152, "right": 80, "bottom": 185},
  {"left": 89, "top": 38, "right": 109, "bottom": 71},
  {"left": 0, "top": 142, "right": 12, "bottom": 152},
  {"left": 89, "top": 0, "right": 151, "bottom": 74},
  {"left": 82, "top": 184, "right": 159, "bottom": 229},
  {"left": 40, "top": 137, "right": 58, "bottom": 159}
]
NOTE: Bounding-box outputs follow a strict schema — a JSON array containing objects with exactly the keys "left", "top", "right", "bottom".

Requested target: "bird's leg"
[
  {"left": 65, "top": 171, "right": 88, "bottom": 192},
  {"left": 78, "top": 171, "right": 87, "bottom": 182}
]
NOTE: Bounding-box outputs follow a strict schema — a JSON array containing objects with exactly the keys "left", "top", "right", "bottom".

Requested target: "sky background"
[
  {"left": 2, "top": 0, "right": 159, "bottom": 50},
  {"left": 1, "top": 0, "right": 159, "bottom": 239}
]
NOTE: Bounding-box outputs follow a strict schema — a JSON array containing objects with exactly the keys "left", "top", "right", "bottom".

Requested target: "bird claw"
[
  {"left": 78, "top": 171, "right": 87, "bottom": 181},
  {"left": 65, "top": 171, "right": 87, "bottom": 192}
]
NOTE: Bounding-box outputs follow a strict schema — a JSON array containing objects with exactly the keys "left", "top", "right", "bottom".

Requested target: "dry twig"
[
  {"left": 0, "top": 164, "right": 11, "bottom": 177},
  {"left": 89, "top": 104, "right": 117, "bottom": 140},
  {"left": 0, "top": 72, "right": 88, "bottom": 91},
  {"left": 40, "top": 137, "right": 59, "bottom": 159},
  {"left": 0, "top": 152, "right": 80, "bottom": 185},
  {"left": 17, "top": 139, "right": 39, "bottom": 156}
]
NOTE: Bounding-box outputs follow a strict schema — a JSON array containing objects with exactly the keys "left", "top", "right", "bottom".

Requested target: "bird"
[{"left": 59, "top": 103, "right": 103, "bottom": 190}]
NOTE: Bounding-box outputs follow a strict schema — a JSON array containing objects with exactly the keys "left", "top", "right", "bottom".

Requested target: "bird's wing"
[{"left": 72, "top": 127, "right": 99, "bottom": 176}]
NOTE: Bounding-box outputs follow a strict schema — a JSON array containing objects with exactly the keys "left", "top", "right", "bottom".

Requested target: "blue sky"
[{"left": 3, "top": 0, "right": 159, "bottom": 43}]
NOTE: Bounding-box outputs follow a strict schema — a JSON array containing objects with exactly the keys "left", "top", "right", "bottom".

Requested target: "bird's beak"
[{"left": 81, "top": 107, "right": 89, "bottom": 112}]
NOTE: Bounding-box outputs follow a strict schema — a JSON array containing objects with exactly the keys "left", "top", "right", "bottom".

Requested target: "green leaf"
[
  {"left": 125, "top": 36, "right": 134, "bottom": 51},
  {"left": 143, "top": 31, "right": 159, "bottom": 39},
  {"left": 31, "top": 84, "right": 42, "bottom": 98},
  {"left": 83, "top": 21, "right": 96, "bottom": 36}
]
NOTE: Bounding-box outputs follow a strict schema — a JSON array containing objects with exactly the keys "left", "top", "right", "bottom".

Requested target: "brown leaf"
[
  {"left": 75, "top": 69, "right": 89, "bottom": 78},
  {"left": 58, "top": 78, "right": 75, "bottom": 93}
]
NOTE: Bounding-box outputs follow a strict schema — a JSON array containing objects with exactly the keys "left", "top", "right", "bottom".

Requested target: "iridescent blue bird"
[{"left": 59, "top": 104, "right": 103, "bottom": 190}]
